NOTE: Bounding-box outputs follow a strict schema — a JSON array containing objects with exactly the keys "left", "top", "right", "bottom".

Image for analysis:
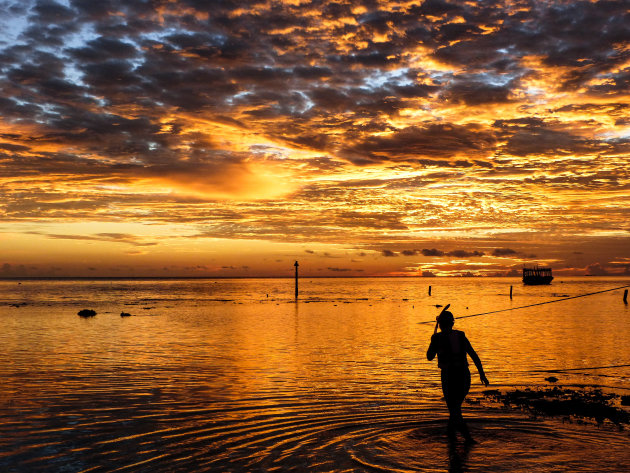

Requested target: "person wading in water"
[{"left": 427, "top": 307, "right": 489, "bottom": 443}]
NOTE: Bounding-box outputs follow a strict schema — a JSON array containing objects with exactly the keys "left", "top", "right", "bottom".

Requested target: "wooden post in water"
[
  {"left": 510, "top": 286, "right": 513, "bottom": 299},
  {"left": 428, "top": 285, "right": 432, "bottom": 296},
  {"left": 624, "top": 289, "right": 628, "bottom": 304},
  {"left": 294, "top": 261, "right": 299, "bottom": 300}
]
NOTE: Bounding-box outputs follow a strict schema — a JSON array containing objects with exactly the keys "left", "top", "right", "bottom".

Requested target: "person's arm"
[
  {"left": 464, "top": 336, "right": 489, "bottom": 386},
  {"left": 427, "top": 334, "right": 438, "bottom": 361}
]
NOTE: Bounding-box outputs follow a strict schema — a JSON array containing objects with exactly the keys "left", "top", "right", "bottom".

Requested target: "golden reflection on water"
[{"left": 0, "top": 277, "right": 629, "bottom": 471}]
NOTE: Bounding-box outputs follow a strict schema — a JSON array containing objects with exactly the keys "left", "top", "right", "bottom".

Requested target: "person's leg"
[
  {"left": 444, "top": 368, "right": 472, "bottom": 441},
  {"left": 445, "top": 396, "right": 461, "bottom": 440},
  {"left": 457, "top": 369, "right": 472, "bottom": 441},
  {"left": 441, "top": 370, "right": 457, "bottom": 441},
  {"left": 442, "top": 368, "right": 475, "bottom": 441}
]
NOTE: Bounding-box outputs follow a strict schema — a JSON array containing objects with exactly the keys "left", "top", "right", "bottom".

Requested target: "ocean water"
[{"left": 0, "top": 277, "right": 629, "bottom": 472}]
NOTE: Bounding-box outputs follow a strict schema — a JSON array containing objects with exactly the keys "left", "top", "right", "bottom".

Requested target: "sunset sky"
[{"left": 0, "top": 0, "right": 628, "bottom": 277}]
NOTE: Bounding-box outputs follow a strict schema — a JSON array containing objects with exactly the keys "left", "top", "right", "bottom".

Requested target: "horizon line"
[{"left": 0, "top": 275, "right": 624, "bottom": 281}]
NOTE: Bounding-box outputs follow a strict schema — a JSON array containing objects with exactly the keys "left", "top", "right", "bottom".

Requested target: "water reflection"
[
  {"left": 448, "top": 440, "right": 472, "bottom": 473},
  {"left": 0, "top": 278, "right": 629, "bottom": 471}
]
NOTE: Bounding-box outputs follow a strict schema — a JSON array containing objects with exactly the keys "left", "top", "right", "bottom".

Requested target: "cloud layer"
[{"left": 0, "top": 0, "right": 628, "bottom": 276}]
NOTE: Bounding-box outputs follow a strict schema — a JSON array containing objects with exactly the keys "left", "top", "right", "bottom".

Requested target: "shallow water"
[{"left": 0, "top": 277, "right": 629, "bottom": 471}]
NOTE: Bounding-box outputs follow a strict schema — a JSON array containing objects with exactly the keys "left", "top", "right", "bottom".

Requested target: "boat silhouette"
[{"left": 522, "top": 265, "right": 553, "bottom": 285}]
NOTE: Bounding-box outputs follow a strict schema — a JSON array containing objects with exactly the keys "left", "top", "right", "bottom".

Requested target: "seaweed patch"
[{"left": 483, "top": 387, "right": 630, "bottom": 426}]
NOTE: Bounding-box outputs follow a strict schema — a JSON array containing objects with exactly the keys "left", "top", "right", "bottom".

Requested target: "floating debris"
[{"left": 78, "top": 309, "right": 96, "bottom": 317}]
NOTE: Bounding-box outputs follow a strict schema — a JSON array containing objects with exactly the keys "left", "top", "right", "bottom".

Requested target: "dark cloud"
[
  {"left": 32, "top": 0, "right": 75, "bottom": 22},
  {"left": 68, "top": 37, "right": 138, "bottom": 62},
  {"left": 441, "top": 79, "right": 514, "bottom": 105},
  {"left": 585, "top": 262, "right": 609, "bottom": 276},
  {"left": 0, "top": 0, "right": 622, "bottom": 171},
  {"left": 447, "top": 250, "right": 485, "bottom": 258},
  {"left": 491, "top": 116, "right": 624, "bottom": 158},
  {"left": 341, "top": 124, "right": 497, "bottom": 164},
  {"left": 70, "top": 0, "right": 114, "bottom": 20},
  {"left": 425, "top": 0, "right": 629, "bottom": 92},
  {"left": 80, "top": 59, "right": 142, "bottom": 89},
  {"left": 422, "top": 248, "right": 445, "bottom": 257},
  {"left": 0, "top": 142, "right": 30, "bottom": 152},
  {"left": 492, "top": 248, "right": 517, "bottom": 257},
  {"left": 0, "top": 0, "right": 627, "bottom": 277},
  {"left": 293, "top": 66, "right": 333, "bottom": 80},
  {"left": 21, "top": 3, "right": 79, "bottom": 47}
]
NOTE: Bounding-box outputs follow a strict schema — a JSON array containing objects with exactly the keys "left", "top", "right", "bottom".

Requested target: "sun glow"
[{"left": 0, "top": 0, "right": 627, "bottom": 277}]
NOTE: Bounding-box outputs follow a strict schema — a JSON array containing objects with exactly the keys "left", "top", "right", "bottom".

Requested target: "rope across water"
[
  {"left": 420, "top": 283, "right": 630, "bottom": 374},
  {"left": 418, "top": 284, "right": 630, "bottom": 325},
  {"left": 532, "top": 363, "right": 630, "bottom": 373}
]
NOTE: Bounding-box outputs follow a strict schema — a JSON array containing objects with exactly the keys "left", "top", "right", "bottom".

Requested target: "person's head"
[{"left": 438, "top": 310, "right": 454, "bottom": 331}]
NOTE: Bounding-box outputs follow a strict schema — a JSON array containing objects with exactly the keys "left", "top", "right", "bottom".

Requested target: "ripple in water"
[
  {"left": 2, "top": 278, "right": 630, "bottom": 472},
  {"left": 3, "top": 398, "right": 629, "bottom": 472}
]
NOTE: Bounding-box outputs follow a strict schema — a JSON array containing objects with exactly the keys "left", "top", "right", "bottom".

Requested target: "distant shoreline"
[
  {"left": 0, "top": 275, "right": 495, "bottom": 280},
  {"left": 1, "top": 275, "right": 628, "bottom": 281}
]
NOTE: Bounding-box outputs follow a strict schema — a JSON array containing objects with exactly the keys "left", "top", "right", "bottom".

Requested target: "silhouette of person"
[{"left": 427, "top": 310, "right": 489, "bottom": 443}]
